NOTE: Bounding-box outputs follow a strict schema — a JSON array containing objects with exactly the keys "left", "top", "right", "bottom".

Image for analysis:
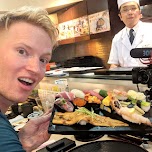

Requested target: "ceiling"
[
  {"left": 0, "top": 0, "right": 83, "bottom": 14},
  {"left": 46, "top": 1, "right": 81, "bottom": 14}
]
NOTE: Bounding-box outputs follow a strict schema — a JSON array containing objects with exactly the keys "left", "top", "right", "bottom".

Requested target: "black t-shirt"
[{"left": 0, "top": 112, "right": 25, "bottom": 152}]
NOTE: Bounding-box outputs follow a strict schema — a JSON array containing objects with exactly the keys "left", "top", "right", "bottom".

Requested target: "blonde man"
[{"left": 0, "top": 6, "right": 58, "bottom": 152}]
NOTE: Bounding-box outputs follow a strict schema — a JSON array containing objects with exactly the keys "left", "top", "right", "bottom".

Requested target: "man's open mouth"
[{"left": 18, "top": 78, "right": 34, "bottom": 86}]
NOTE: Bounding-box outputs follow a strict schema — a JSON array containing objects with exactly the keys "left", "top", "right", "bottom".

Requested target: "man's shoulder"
[
  {"left": 0, "top": 113, "right": 26, "bottom": 152},
  {"left": 113, "top": 27, "right": 125, "bottom": 40},
  {"left": 0, "top": 112, "right": 8, "bottom": 123}
]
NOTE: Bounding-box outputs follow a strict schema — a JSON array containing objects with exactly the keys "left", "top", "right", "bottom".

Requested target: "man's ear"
[
  {"left": 118, "top": 13, "right": 123, "bottom": 21},
  {"left": 139, "top": 11, "right": 143, "bottom": 19}
]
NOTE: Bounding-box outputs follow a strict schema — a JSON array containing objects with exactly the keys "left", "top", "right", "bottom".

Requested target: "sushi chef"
[{"left": 108, "top": 0, "right": 152, "bottom": 68}]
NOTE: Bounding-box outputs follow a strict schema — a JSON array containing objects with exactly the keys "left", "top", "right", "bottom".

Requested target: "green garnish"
[
  {"left": 75, "top": 107, "right": 97, "bottom": 119},
  {"left": 141, "top": 101, "right": 150, "bottom": 106},
  {"left": 128, "top": 96, "right": 137, "bottom": 104},
  {"left": 127, "top": 96, "right": 151, "bottom": 107}
]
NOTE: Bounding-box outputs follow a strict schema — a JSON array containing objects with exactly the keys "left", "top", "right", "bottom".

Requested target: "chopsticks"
[{"left": 107, "top": 134, "right": 151, "bottom": 145}]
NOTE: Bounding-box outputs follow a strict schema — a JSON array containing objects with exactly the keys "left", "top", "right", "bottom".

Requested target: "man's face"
[
  {"left": 118, "top": 2, "right": 142, "bottom": 28},
  {"left": 0, "top": 22, "right": 52, "bottom": 106}
]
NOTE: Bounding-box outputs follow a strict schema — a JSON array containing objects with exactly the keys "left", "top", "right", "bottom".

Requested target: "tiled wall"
[{"left": 51, "top": 35, "right": 112, "bottom": 68}]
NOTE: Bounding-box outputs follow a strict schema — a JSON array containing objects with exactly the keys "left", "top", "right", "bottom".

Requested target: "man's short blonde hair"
[{"left": 0, "top": 6, "right": 58, "bottom": 50}]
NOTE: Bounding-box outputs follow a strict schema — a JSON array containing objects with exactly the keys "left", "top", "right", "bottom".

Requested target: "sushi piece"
[
  {"left": 100, "top": 104, "right": 112, "bottom": 113},
  {"left": 93, "top": 89, "right": 100, "bottom": 94},
  {"left": 84, "top": 94, "right": 101, "bottom": 104},
  {"left": 140, "top": 101, "right": 151, "bottom": 112},
  {"left": 99, "top": 89, "right": 108, "bottom": 98},
  {"left": 70, "top": 89, "right": 85, "bottom": 99},
  {"left": 83, "top": 90, "right": 104, "bottom": 100},
  {"left": 127, "top": 90, "right": 146, "bottom": 101},
  {"left": 56, "top": 91, "right": 75, "bottom": 101},
  {"left": 113, "top": 89, "right": 128, "bottom": 100},
  {"left": 133, "top": 100, "right": 151, "bottom": 112},
  {"left": 55, "top": 98, "right": 74, "bottom": 112},
  {"left": 102, "top": 96, "right": 111, "bottom": 106},
  {"left": 72, "top": 97, "right": 86, "bottom": 107}
]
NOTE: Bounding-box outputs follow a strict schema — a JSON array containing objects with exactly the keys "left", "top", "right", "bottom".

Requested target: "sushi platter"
[{"left": 48, "top": 89, "right": 152, "bottom": 136}]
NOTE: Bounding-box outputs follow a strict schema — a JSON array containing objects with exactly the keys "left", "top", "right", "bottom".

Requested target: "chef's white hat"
[{"left": 117, "top": 0, "right": 140, "bottom": 9}]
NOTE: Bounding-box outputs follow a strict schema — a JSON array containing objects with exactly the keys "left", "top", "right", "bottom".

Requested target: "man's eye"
[
  {"left": 18, "top": 49, "right": 26, "bottom": 55},
  {"left": 40, "top": 58, "right": 49, "bottom": 64},
  {"left": 122, "top": 9, "right": 128, "bottom": 12},
  {"left": 131, "top": 7, "right": 137, "bottom": 11}
]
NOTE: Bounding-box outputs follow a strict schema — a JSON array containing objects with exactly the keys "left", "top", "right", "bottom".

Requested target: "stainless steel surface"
[{"left": 39, "top": 76, "right": 148, "bottom": 92}]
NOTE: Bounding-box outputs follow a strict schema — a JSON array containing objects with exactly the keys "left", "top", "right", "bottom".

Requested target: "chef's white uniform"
[{"left": 108, "top": 21, "right": 152, "bottom": 67}]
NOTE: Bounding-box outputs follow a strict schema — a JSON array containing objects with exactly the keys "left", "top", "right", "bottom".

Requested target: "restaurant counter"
[
  {"left": 40, "top": 73, "right": 148, "bottom": 93},
  {"left": 51, "top": 134, "right": 152, "bottom": 151},
  {"left": 33, "top": 134, "right": 152, "bottom": 152}
]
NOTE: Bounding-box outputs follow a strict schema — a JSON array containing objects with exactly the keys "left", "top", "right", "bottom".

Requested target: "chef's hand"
[
  {"left": 18, "top": 111, "right": 51, "bottom": 152},
  {"left": 110, "top": 64, "right": 119, "bottom": 69}
]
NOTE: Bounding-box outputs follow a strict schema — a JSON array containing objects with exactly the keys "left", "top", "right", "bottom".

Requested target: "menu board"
[
  {"left": 58, "top": 16, "right": 89, "bottom": 41},
  {"left": 58, "top": 20, "right": 75, "bottom": 40},
  {"left": 88, "top": 10, "right": 110, "bottom": 34},
  {"left": 57, "top": 10, "right": 111, "bottom": 40},
  {"left": 73, "top": 16, "right": 89, "bottom": 37}
]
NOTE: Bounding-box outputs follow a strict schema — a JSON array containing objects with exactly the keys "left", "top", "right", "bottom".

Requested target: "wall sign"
[
  {"left": 88, "top": 10, "right": 110, "bottom": 34},
  {"left": 58, "top": 16, "right": 89, "bottom": 40},
  {"left": 57, "top": 10, "right": 111, "bottom": 40}
]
